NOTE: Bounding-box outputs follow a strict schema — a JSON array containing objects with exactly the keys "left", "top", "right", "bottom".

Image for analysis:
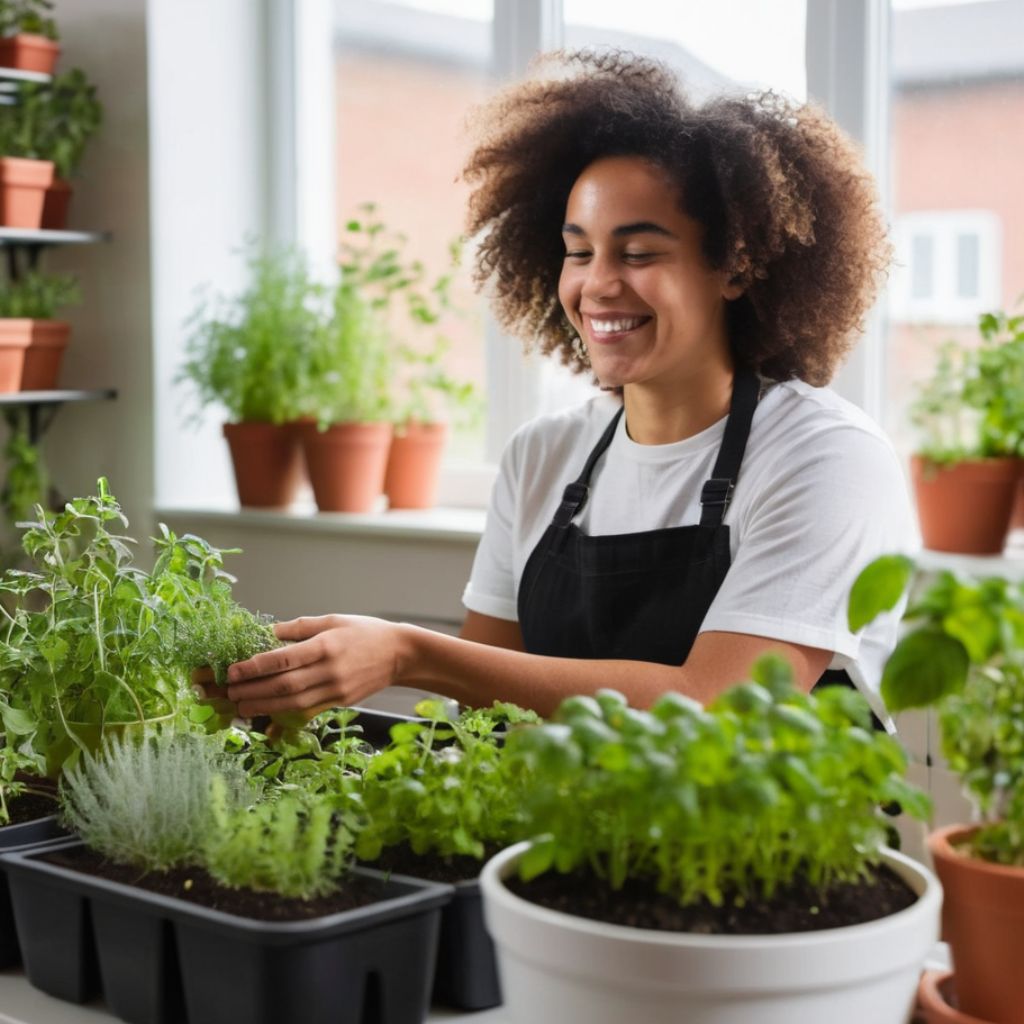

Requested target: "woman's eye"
[
  {"left": 564, "top": 251, "right": 590, "bottom": 260},
  {"left": 623, "top": 252, "right": 653, "bottom": 262}
]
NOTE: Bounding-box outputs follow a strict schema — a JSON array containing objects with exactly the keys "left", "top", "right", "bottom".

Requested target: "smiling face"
[{"left": 558, "top": 155, "right": 741, "bottom": 395}]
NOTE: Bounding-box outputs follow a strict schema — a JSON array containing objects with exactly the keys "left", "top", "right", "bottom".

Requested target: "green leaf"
[
  {"left": 848, "top": 555, "right": 915, "bottom": 632},
  {"left": 0, "top": 705, "right": 35, "bottom": 736},
  {"left": 518, "top": 838, "right": 556, "bottom": 881},
  {"left": 880, "top": 628, "right": 969, "bottom": 712}
]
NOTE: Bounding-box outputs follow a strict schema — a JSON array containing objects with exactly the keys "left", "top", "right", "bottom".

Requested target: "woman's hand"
[{"left": 220, "top": 615, "right": 408, "bottom": 720}]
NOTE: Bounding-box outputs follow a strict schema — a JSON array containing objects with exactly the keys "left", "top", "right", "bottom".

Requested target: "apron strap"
[
  {"left": 699, "top": 369, "right": 761, "bottom": 527},
  {"left": 551, "top": 406, "right": 624, "bottom": 528}
]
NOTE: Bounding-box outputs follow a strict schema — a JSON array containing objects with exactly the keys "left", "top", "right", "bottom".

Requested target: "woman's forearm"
[{"left": 396, "top": 624, "right": 705, "bottom": 716}]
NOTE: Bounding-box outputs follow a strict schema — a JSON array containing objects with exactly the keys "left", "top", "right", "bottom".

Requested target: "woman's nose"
[{"left": 581, "top": 254, "right": 623, "bottom": 300}]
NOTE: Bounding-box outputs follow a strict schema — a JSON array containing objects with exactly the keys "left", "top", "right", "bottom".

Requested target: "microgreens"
[
  {"left": 355, "top": 700, "right": 539, "bottom": 864},
  {"left": 504, "top": 657, "right": 929, "bottom": 906}
]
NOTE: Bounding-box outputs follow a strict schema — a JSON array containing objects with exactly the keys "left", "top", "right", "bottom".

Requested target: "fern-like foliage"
[
  {"left": 203, "top": 784, "right": 357, "bottom": 900},
  {"left": 60, "top": 729, "right": 256, "bottom": 873},
  {"left": 174, "top": 582, "right": 281, "bottom": 686}
]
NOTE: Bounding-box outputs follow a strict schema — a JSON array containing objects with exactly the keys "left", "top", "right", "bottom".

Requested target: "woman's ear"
[{"left": 721, "top": 276, "right": 745, "bottom": 301}]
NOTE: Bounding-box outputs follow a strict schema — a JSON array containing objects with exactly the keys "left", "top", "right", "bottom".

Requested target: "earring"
[{"left": 572, "top": 334, "right": 589, "bottom": 365}]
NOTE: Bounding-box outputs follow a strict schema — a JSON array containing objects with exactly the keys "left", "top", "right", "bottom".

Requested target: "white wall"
[{"left": 43, "top": 0, "right": 153, "bottom": 536}]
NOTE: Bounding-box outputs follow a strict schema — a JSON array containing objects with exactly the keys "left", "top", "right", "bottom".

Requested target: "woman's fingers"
[
  {"left": 227, "top": 632, "right": 325, "bottom": 684},
  {"left": 228, "top": 664, "right": 334, "bottom": 716},
  {"left": 273, "top": 616, "right": 342, "bottom": 643}
]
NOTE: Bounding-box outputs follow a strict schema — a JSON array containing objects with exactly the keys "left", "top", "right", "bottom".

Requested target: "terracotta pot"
[
  {"left": 10, "top": 319, "right": 70, "bottom": 390},
  {"left": 301, "top": 421, "right": 392, "bottom": 513},
  {"left": 928, "top": 824, "right": 1024, "bottom": 1024},
  {"left": 0, "top": 323, "right": 31, "bottom": 392},
  {"left": 916, "top": 971, "right": 993, "bottom": 1024},
  {"left": 0, "top": 33, "right": 60, "bottom": 75},
  {"left": 40, "top": 177, "right": 72, "bottom": 230},
  {"left": 0, "top": 156, "right": 55, "bottom": 229},
  {"left": 222, "top": 421, "right": 305, "bottom": 509},
  {"left": 911, "top": 455, "right": 1022, "bottom": 554},
  {"left": 384, "top": 421, "right": 448, "bottom": 510}
]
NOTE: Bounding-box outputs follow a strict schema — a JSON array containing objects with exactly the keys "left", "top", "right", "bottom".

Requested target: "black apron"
[
  {"left": 516, "top": 370, "right": 857, "bottom": 697},
  {"left": 518, "top": 369, "right": 760, "bottom": 664}
]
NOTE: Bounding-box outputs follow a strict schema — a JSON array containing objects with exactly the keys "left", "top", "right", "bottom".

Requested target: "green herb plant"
[
  {"left": 850, "top": 555, "right": 1024, "bottom": 865},
  {"left": 0, "top": 480, "right": 254, "bottom": 778},
  {"left": 32, "top": 69, "right": 103, "bottom": 180},
  {"left": 203, "top": 784, "right": 358, "bottom": 900},
  {"left": 0, "top": 0, "right": 57, "bottom": 38},
  {"left": 0, "top": 270, "right": 79, "bottom": 319},
  {"left": 356, "top": 699, "right": 539, "bottom": 865},
  {"left": 911, "top": 307, "right": 1024, "bottom": 465},
  {"left": 178, "top": 245, "right": 326, "bottom": 425},
  {"left": 504, "top": 657, "right": 929, "bottom": 906},
  {"left": 60, "top": 729, "right": 256, "bottom": 872},
  {"left": 1, "top": 408, "right": 47, "bottom": 528}
]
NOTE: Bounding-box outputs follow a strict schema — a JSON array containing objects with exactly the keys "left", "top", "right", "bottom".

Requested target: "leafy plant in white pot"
[{"left": 480, "top": 658, "right": 941, "bottom": 1024}]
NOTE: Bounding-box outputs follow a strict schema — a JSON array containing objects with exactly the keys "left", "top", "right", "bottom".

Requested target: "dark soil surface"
[
  {"left": 40, "top": 845, "right": 394, "bottom": 923},
  {"left": 506, "top": 863, "right": 918, "bottom": 935},
  {"left": 3, "top": 789, "right": 59, "bottom": 827},
  {"left": 364, "top": 843, "right": 496, "bottom": 884}
]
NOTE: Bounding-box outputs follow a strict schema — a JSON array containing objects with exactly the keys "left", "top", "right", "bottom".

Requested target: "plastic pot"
[
  {"left": 15, "top": 319, "right": 71, "bottom": 390},
  {"left": 222, "top": 420, "right": 306, "bottom": 509},
  {"left": 0, "top": 33, "right": 60, "bottom": 74},
  {"left": 0, "top": 156, "right": 55, "bottom": 229},
  {"left": 301, "top": 421, "right": 392, "bottom": 513},
  {"left": 912, "top": 455, "right": 1023, "bottom": 554},
  {"left": 2, "top": 839, "right": 453, "bottom": 1024},
  {"left": 384, "top": 421, "right": 447, "bottom": 510},
  {"left": 0, "top": 815, "right": 67, "bottom": 969},
  {"left": 481, "top": 841, "right": 941, "bottom": 1024},
  {"left": 929, "top": 824, "right": 1024, "bottom": 1024}
]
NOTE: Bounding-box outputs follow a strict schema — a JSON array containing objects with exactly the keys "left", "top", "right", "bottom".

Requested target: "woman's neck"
[{"left": 622, "top": 365, "right": 736, "bottom": 445}]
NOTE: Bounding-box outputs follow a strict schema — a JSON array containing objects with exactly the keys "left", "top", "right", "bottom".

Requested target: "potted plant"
[
  {"left": 909, "top": 307, "right": 1024, "bottom": 554},
  {"left": 179, "top": 245, "right": 325, "bottom": 508},
  {"left": 2, "top": 729, "right": 452, "bottom": 1024},
  {"left": 0, "top": 79, "right": 56, "bottom": 228},
  {"left": 300, "top": 263, "right": 394, "bottom": 513},
  {"left": 851, "top": 554, "right": 1024, "bottom": 1024},
  {"left": 31, "top": 68, "right": 103, "bottom": 229},
  {"left": 0, "top": 0, "right": 59, "bottom": 75},
  {"left": 479, "top": 658, "right": 940, "bottom": 1024},
  {"left": 386, "top": 337, "right": 480, "bottom": 509},
  {"left": 356, "top": 699, "right": 538, "bottom": 1009},
  {"left": 0, "top": 268, "right": 78, "bottom": 390}
]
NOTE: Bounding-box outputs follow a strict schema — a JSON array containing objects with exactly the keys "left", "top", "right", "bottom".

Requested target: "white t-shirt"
[{"left": 462, "top": 379, "right": 919, "bottom": 723}]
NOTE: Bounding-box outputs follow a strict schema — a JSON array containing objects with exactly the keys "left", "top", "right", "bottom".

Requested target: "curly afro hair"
[{"left": 462, "top": 50, "right": 891, "bottom": 386}]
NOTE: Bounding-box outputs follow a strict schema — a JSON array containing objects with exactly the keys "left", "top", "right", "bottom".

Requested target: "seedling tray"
[
  {"left": 0, "top": 815, "right": 67, "bottom": 968},
  {"left": 1, "top": 839, "right": 453, "bottom": 1024},
  {"left": 432, "top": 875, "right": 502, "bottom": 1010}
]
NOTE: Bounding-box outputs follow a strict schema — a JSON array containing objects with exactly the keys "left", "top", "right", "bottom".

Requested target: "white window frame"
[
  {"left": 276, "top": 0, "right": 888, "bottom": 508},
  {"left": 890, "top": 210, "right": 1002, "bottom": 324}
]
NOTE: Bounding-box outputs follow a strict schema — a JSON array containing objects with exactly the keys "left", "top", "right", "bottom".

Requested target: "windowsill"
[{"left": 154, "top": 501, "right": 487, "bottom": 544}]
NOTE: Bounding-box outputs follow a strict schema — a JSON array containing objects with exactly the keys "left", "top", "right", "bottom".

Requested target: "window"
[
  {"left": 890, "top": 210, "right": 1001, "bottom": 323},
  {"left": 883, "top": 0, "right": 1023, "bottom": 461}
]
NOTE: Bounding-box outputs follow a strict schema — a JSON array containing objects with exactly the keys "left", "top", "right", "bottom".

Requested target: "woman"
[{"left": 211, "top": 51, "right": 914, "bottom": 723}]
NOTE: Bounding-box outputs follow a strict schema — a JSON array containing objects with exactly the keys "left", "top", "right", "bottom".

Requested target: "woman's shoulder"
[
  {"left": 756, "top": 379, "right": 897, "bottom": 452},
  {"left": 506, "top": 392, "right": 623, "bottom": 461}
]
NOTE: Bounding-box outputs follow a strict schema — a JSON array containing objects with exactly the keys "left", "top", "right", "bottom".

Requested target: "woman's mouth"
[{"left": 585, "top": 314, "right": 652, "bottom": 342}]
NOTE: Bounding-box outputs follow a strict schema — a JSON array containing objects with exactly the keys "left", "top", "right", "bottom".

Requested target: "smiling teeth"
[{"left": 591, "top": 317, "right": 645, "bottom": 333}]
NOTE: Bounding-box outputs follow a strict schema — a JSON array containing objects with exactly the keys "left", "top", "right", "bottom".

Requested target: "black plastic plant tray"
[
  {"left": 0, "top": 815, "right": 67, "bottom": 969},
  {"left": 1, "top": 839, "right": 453, "bottom": 1024},
  {"left": 431, "top": 876, "right": 502, "bottom": 1010}
]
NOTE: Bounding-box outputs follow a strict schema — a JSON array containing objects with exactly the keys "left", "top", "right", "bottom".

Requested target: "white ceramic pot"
[{"left": 480, "top": 842, "right": 942, "bottom": 1024}]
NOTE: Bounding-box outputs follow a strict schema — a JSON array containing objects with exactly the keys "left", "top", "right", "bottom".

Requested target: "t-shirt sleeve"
[
  {"left": 700, "top": 426, "right": 918, "bottom": 659},
  {"left": 461, "top": 433, "right": 522, "bottom": 622}
]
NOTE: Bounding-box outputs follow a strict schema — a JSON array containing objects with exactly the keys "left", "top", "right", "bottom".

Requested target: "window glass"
[
  {"left": 334, "top": 0, "right": 493, "bottom": 460},
  {"left": 885, "top": 0, "right": 1022, "bottom": 459}
]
